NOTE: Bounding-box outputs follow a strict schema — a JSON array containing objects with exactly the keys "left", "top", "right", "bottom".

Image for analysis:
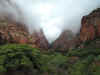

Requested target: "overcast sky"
[
  {"left": 0, "top": 0, "right": 100, "bottom": 43},
  {"left": 33, "top": 0, "right": 100, "bottom": 43}
]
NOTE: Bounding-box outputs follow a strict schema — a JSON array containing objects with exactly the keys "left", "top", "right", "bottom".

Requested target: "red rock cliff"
[
  {"left": 51, "top": 30, "right": 77, "bottom": 51},
  {"left": 0, "top": 18, "right": 49, "bottom": 49},
  {"left": 80, "top": 8, "right": 100, "bottom": 42}
]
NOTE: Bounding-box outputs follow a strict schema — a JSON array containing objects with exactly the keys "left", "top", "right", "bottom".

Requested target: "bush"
[
  {"left": 68, "top": 55, "right": 95, "bottom": 75},
  {"left": 0, "top": 44, "right": 100, "bottom": 75},
  {"left": 0, "top": 44, "right": 41, "bottom": 73},
  {"left": 0, "top": 44, "right": 68, "bottom": 75},
  {"left": 67, "top": 48, "right": 100, "bottom": 57},
  {"left": 39, "top": 53, "right": 68, "bottom": 75}
]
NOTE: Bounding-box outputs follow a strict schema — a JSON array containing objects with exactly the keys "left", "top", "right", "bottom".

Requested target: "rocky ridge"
[
  {"left": 0, "top": 19, "right": 49, "bottom": 49},
  {"left": 0, "top": 8, "right": 100, "bottom": 50},
  {"left": 51, "top": 8, "right": 100, "bottom": 50},
  {"left": 80, "top": 8, "right": 100, "bottom": 42}
]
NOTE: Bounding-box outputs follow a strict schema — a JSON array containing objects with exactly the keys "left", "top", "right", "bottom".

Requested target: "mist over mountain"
[
  {"left": 0, "top": 0, "right": 100, "bottom": 43},
  {"left": 0, "top": 1, "right": 100, "bottom": 75}
]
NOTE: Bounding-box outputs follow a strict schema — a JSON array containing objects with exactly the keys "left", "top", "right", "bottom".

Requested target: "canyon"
[{"left": 0, "top": 8, "right": 100, "bottom": 50}]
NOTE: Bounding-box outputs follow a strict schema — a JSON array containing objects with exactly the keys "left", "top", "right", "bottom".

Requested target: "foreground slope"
[{"left": 0, "top": 44, "right": 100, "bottom": 75}]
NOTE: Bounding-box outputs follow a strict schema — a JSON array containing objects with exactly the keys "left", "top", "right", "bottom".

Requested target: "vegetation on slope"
[{"left": 0, "top": 44, "right": 100, "bottom": 75}]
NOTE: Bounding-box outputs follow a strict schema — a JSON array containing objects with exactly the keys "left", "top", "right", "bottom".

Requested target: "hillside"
[
  {"left": 0, "top": 19, "right": 49, "bottom": 49},
  {"left": 0, "top": 44, "right": 100, "bottom": 75},
  {"left": 79, "top": 8, "right": 100, "bottom": 48},
  {"left": 0, "top": 8, "right": 100, "bottom": 75},
  {"left": 51, "top": 30, "right": 78, "bottom": 51}
]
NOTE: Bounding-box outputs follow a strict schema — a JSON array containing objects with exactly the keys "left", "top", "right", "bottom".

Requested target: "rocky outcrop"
[
  {"left": 0, "top": 21, "right": 29, "bottom": 44},
  {"left": 80, "top": 8, "right": 100, "bottom": 42},
  {"left": 51, "top": 30, "right": 77, "bottom": 51},
  {"left": 0, "top": 19, "right": 49, "bottom": 49},
  {"left": 1, "top": 8, "right": 100, "bottom": 50},
  {"left": 51, "top": 8, "right": 100, "bottom": 50},
  {"left": 30, "top": 30, "right": 49, "bottom": 49}
]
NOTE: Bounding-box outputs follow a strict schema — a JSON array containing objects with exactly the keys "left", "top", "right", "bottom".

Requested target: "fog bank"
[{"left": 0, "top": 0, "right": 100, "bottom": 43}]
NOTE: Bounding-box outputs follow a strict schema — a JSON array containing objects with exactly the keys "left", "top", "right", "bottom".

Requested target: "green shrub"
[
  {"left": 0, "top": 44, "right": 100, "bottom": 75},
  {"left": 0, "top": 44, "right": 41, "bottom": 72},
  {"left": 89, "top": 61, "right": 100, "bottom": 75},
  {"left": 67, "top": 48, "right": 100, "bottom": 57},
  {"left": 68, "top": 55, "right": 95, "bottom": 75},
  {"left": 39, "top": 53, "right": 68, "bottom": 75}
]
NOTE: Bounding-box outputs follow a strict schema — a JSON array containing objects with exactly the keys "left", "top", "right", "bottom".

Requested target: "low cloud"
[{"left": 0, "top": 0, "right": 100, "bottom": 43}]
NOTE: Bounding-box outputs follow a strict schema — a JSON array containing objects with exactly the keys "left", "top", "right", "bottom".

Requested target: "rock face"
[
  {"left": 51, "top": 30, "right": 77, "bottom": 51},
  {"left": 30, "top": 30, "right": 49, "bottom": 49},
  {"left": 0, "top": 21, "right": 28, "bottom": 44},
  {"left": 0, "top": 19, "right": 49, "bottom": 49},
  {"left": 52, "top": 8, "right": 100, "bottom": 50},
  {"left": 0, "top": 8, "right": 100, "bottom": 50},
  {"left": 80, "top": 8, "right": 100, "bottom": 42}
]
